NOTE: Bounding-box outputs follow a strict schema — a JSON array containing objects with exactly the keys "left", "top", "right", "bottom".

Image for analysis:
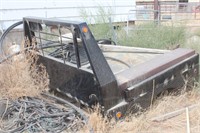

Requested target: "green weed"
[{"left": 117, "top": 23, "right": 185, "bottom": 49}]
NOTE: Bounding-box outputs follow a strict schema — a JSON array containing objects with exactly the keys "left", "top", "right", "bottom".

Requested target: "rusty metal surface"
[
  {"left": 116, "top": 48, "right": 196, "bottom": 90},
  {"left": 100, "top": 44, "right": 166, "bottom": 74},
  {"left": 104, "top": 52, "right": 161, "bottom": 74},
  {"left": 125, "top": 54, "right": 199, "bottom": 103}
]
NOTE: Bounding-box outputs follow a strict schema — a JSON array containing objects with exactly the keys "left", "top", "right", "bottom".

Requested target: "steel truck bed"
[{"left": 21, "top": 17, "right": 198, "bottom": 118}]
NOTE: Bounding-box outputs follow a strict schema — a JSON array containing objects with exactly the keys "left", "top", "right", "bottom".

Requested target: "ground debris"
[{"left": 0, "top": 96, "right": 86, "bottom": 133}]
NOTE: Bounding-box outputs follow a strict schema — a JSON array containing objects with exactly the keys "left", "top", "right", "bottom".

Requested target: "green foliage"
[
  {"left": 79, "top": 6, "right": 113, "bottom": 39},
  {"left": 118, "top": 23, "right": 186, "bottom": 49}
]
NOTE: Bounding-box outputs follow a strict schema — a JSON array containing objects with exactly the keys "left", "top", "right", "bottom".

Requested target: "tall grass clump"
[
  {"left": 79, "top": 6, "right": 113, "bottom": 40},
  {"left": 118, "top": 23, "right": 186, "bottom": 49},
  {"left": 0, "top": 51, "right": 49, "bottom": 99}
]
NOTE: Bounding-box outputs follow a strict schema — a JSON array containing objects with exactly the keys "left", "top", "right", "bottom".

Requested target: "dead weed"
[{"left": 0, "top": 51, "right": 49, "bottom": 99}]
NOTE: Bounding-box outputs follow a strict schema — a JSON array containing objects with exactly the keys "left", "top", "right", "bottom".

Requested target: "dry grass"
[
  {"left": 81, "top": 106, "right": 112, "bottom": 133},
  {"left": 0, "top": 51, "right": 49, "bottom": 99},
  {"left": 83, "top": 88, "right": 200, "bottom": 133}
]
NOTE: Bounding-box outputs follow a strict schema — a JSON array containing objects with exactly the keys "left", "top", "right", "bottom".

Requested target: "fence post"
[
  {"left": 154, "top": 0, "right": 159, "bottom": 20},
  {"left": 108, "top": 17, "right": 117, "bottom": 44}
]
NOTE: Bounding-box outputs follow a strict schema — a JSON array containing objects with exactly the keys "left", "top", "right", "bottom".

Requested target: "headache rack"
[{"left": 23, "top": 17, "right": 123, "bottom": 111}]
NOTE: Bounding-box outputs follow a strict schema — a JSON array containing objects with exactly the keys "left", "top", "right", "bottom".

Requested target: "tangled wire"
[{"left": 0, "top": 93, "right": 88, "bottom": 133}]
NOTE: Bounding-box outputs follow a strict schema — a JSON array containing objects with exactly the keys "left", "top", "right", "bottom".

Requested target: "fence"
[{"left": 136, "top": 1, "right": 200, "bottom": 21}]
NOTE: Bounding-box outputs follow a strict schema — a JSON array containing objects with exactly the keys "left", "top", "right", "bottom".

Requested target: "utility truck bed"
[{"left": 19, "top": 17, "right": 199, "bottom": 117}]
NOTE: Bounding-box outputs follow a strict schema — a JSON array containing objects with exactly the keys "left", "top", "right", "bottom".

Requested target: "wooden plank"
[{"left": 151, "top": 104, "right": 199, "bottom": 122}]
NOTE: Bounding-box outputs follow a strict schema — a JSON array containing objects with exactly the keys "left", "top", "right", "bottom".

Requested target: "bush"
[{"left": 118, "top": 23, "right": 186, "bottom": 49}]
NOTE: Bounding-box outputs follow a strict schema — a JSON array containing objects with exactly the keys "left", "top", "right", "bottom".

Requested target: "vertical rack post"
[
  {"left": 58, "top": 25, "right": 65, "bottom": 64},
  {"left": 38, "top": 23, "right": 44, "bottom": 56}
]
